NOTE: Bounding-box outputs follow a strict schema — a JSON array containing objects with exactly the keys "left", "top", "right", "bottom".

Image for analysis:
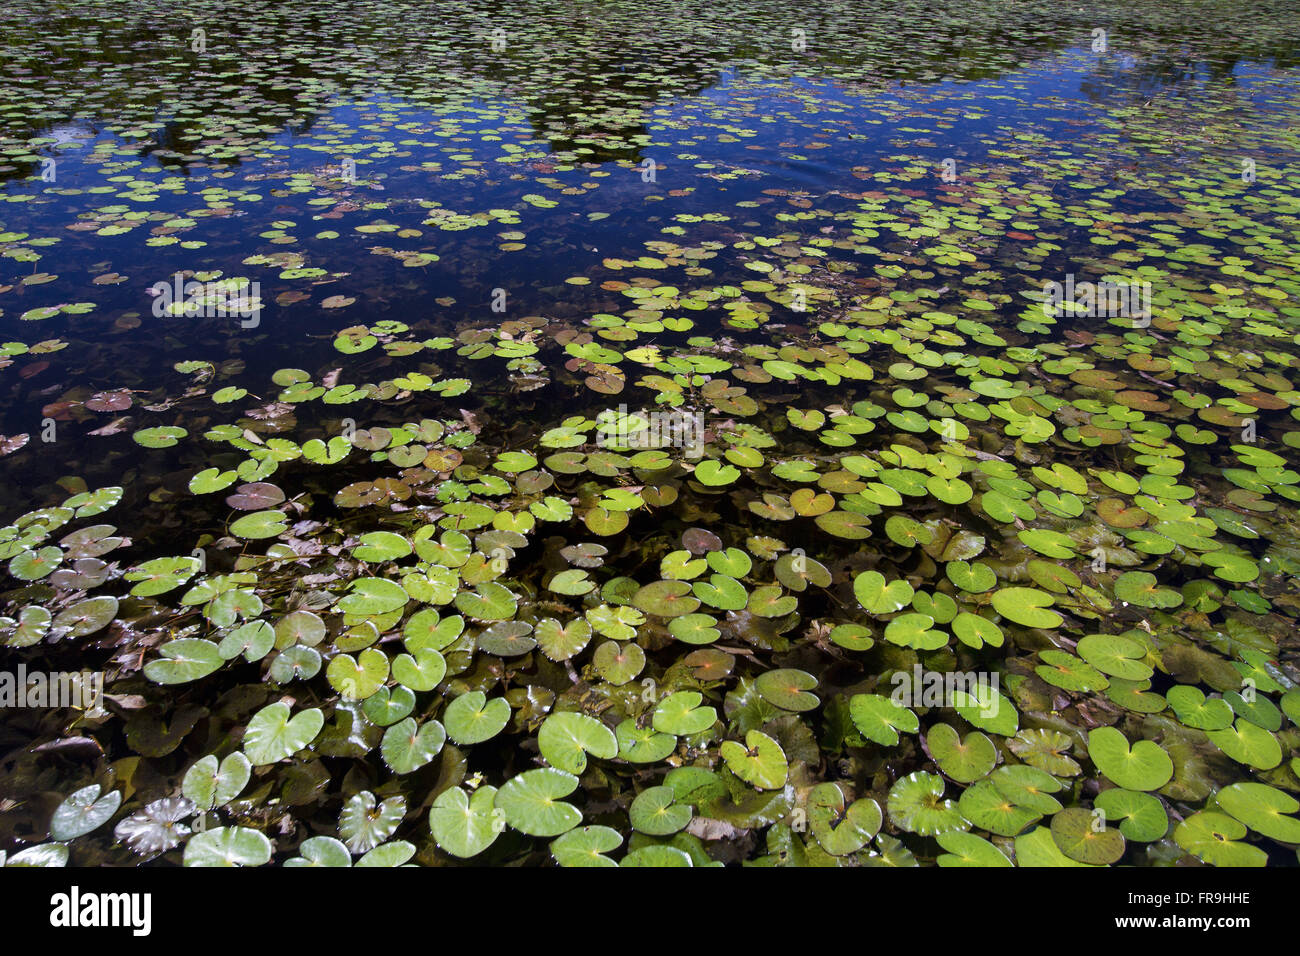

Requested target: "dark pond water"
[{"left": 1, "top": 0, "right": 1299, "bottom": 869}]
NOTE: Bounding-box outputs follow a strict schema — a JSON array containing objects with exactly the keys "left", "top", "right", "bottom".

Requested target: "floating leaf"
[
  {"left": 49, "top": 785, "right": 121, "bottom": 841},
  {"left": 243, "top": 702, "right": 324, "bottom": 765},
  {"left": 719, "top": 730, "right": 788, "bottom": 790},
  {"left": 429, "top": 786, "right": 506, "bottom": 859},
  {"left": 496, "top": 769, "right": 582, "bottom": 837},
  {"left": 183, "top": 827, "right": 272, "bottom": 867},
  {"left": 1087, "top": 727, "right": 1173, "bottom": 791},
  {"left": 539, "top": 712, "right": 618, "bottom": 774}
]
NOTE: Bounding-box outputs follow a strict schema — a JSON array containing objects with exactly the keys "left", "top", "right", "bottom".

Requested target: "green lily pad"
[
  {"left": 1077, "top": 633, "right": 1153, "bottom": 681},
  {"left": 183, "top": 752, "right": 251, "bottom": 810},
  {"left": 1113, "top": 571, "right": 1183, "bottom": 609},
  {"left": 444, "top": 691, "right": 511, "bottom": 745},
  {"left": 887, "top": 771, "right": 968, "bottom": 836},
  {"left": 49, "top": 785, "right": 121, "bottom": 841},
  {"left": 926, "top": 723, "right": 996, "bottom": 783},
  {"left": 1050, "top": 807, "right": 1125, "bottom": 865},
  {"left": 362, "top": 685, "right": 416, "bottom": 727},
  {"left": 620, "top": 845, "right": 694, "bottom": 867},
  {"left": 592, "top": 640, "right": 645, "bottom": 684},
  {"left": 1094, "top": 789, "right": 1169, "bottom": 843},
  {"left": 340, "top": 792, "right": 406, "bottom": 853},
  {"left": 633, "top": 579, "right": 701, "bottom": 617},
  {"left": 327, "top": 647, "right": 390, "bottom": 700},
  {"left": 1216, "top": 782, "right": 1300, "bottom": 843},
  {"left": 946, "top": 560, "right": 996, "bottom": 593},
  {"left": 1174, "top": 812, "right": 1267, "bottom": 867},
  {"left": 1035, "top": 650, "right": 1110, "bottom": 693},
  {"left": 952, "top": 686, "right": 1019, "bottom": 736},
  {"left": 1087, "top": 727, "right": 1173, "bottom": 791},
  {"left": 720, "top": 730, "right": 788, "bottom": 790},
  {"left": 391, "top": 647, "right": 447, "bottom": 692},
  {"left": 356, "top": 841, "right": 416, "bottom": 867},
  {"left": 428, "top": 786, "right": 506, "bottom": 859},
  {"left": 539, "top": 712, "right": 619, "bottom": 774},
  {"left": 853, "top": 570, "right": 915, "bottom": 614},
  {"left": 936, "top": 830, "right": 1013, "bottom": 867},
  {"left": 695, "top": 460, "right": 741, "bottom": 486},
  {"left": 653, "top": 691, "right": 717, "bottom": 736},
  {"left": 667, "top": 613, "right": 720, "bottom": 646},
  {"left": 228, "top": 509, "right": 289, "bottom": 540},
  {"left": 143, "top": 638, "right": 224, "bottom": 685},
  {"left": 629, "top": 786, "right": 693, "bottom": 835},
  {"left": 550, "top": 825, "right": 622, "bottom": 867},
  {"left": 284, "top": 836, "right": 352, "bottom": 868},
  {"left": 496, "top": 768, "right": 582, "bottom": 837},
  {"left": 990, "top": 587, "right": 1062, "bottom": 629},
  {"left": 755, "top": 668, "right": 819, "bottom": 711},
  {"left": 884, "top": 612, "right": 946, "bottom": 650},
  {"left": 1206, "top": 720, "right": 1282, "bottom": 770},
  {"left": 9, "top": 547, "right": 62, "bottom": 581},
  {"left": 958, "top": 780, "right": 1042, "bottom": 836},
  {"left": 990, "top": 765, "right": 1063, "bottom": 814},
  {"left": 807, "top": 782, "right": 881, "bottom": 855},
  {"left": 243, "top": 702, "right": 324, "bottom": 765},
  {"left": 616, "top": 719, "right": 677, "bottom": 764},
  {"left": 453, "top": 581, "right": 518, "bottom": 620},
  {"left": 134, "top": 425, "right": 188, "bottom": 449},
  {"left": 381, "top": 718, "right": 446, "bottom": 774},
  {"left": 217, "top": 619, "right": 275, "bottom": 663},
  {"left": 353, "top": 531, "right": 413, "bottom": 562},
  {"left": 52, "top": 596, "right": 118, "bottom": 637},
  {"left": 183, "top": 826, "right": 271, "bottom": 867},
  {"left": 848, "top": 693, "right": 919, "bottom": 746},
  {"left": 1166, "top": 685, "right": 1234, "bottom": 731},
  {"left": 1014, "top": 825, "right": 1098, "bottom": 867},
  {"left": 535, "top": 616, "right": 594, "bottom": 660}
]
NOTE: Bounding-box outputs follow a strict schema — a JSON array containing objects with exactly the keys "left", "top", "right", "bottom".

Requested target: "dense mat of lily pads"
[{"left": 2, "top": 0, "right": 1300, "bottom": 867}]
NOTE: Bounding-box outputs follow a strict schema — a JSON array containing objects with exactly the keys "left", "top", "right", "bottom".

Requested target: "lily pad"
[
  {"left": 428, "top": 786, "right": 505, "bottom": 859},
  {"left": 1087, "top": 727, "right": 1173, "bottom": 791},
  {"left": 539, "top": 712, "right": 619, "bottom": 774}
]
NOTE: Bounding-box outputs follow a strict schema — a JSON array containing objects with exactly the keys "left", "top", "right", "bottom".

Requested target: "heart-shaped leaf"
[
  {"left": 926, "top": 723, "right": 996, "bottom": 783},
  {"left": 629, "top": 786, "right": 692, "bottom": 836},
  {"left": 936, "top": 830, "right": 1013, "bottom": 867},
  {"left": 550, "top": 825, "right": 622, "bottom": 867},
  {"left": 49, "top": 785, "right": 121, "bottom": 841},
  {"left": 1087, "top": 726, "right": 1173, "bottom": 791},
  {"left": 243, "top": 702, "right": 324, "bottom": 765},
  {"left": 443, "top": 691, "right": 512, "bottom": 745},
  {"left": 428, "top": 786, "right": 506, "bottom": 858},
  {"left": 327, "top": 647, "right": 390, "bottom": 700},
  {"left": 340, "top": 791, "right": 405, "bottom": 853},
  {"left": 285, "top": 836, "right": 352, "bottom": 867},
  {"left": 848, "top": 693, "right": 919, "bottom": 746},
  {"left": 381, "top": 718, "right": 446, "bottom": 774},
  {"left": 183, "top": 826, "right": 272, "bottom": 867},
  {"left": 183, "top": 752, "right": 252, "bottom": 810},
  {"left": 1050, "top": 807, "right": 1125, "bottom": 864},
  {"left": 652, "top": 691, "right": 717, "bottom": 736},
  {"left": 391, "top": 647, "right": 446, "bottom": 692},
  {"left": 143, "top": 638, "right": 224, "bottom": 685},
  {"left": 496, "top": 768, "right": 582, "bottom": 837},
  {"left": 990, "top": 587, "right": 1062, "bottom": 629},
  {"left": 1216, "top": 782, "right": 1300, "bottom": 843},
  {"left": 539, "top": 712, "right": 618, "bottom": 774},
  {"left": 887, "top": 771, "right": 968, "bottom": 836},
  {"left": 807, "top": 782, "right": 881, "bottom": 855},
  {"left": 719, "top": 730, "right": 788, "bottom": 790},
  {"left": 853, "top": 571, "right": 914, "bottom": 614},
  {"left": 1174, "top": 812, "right": 1267, "bottom": 867}
]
